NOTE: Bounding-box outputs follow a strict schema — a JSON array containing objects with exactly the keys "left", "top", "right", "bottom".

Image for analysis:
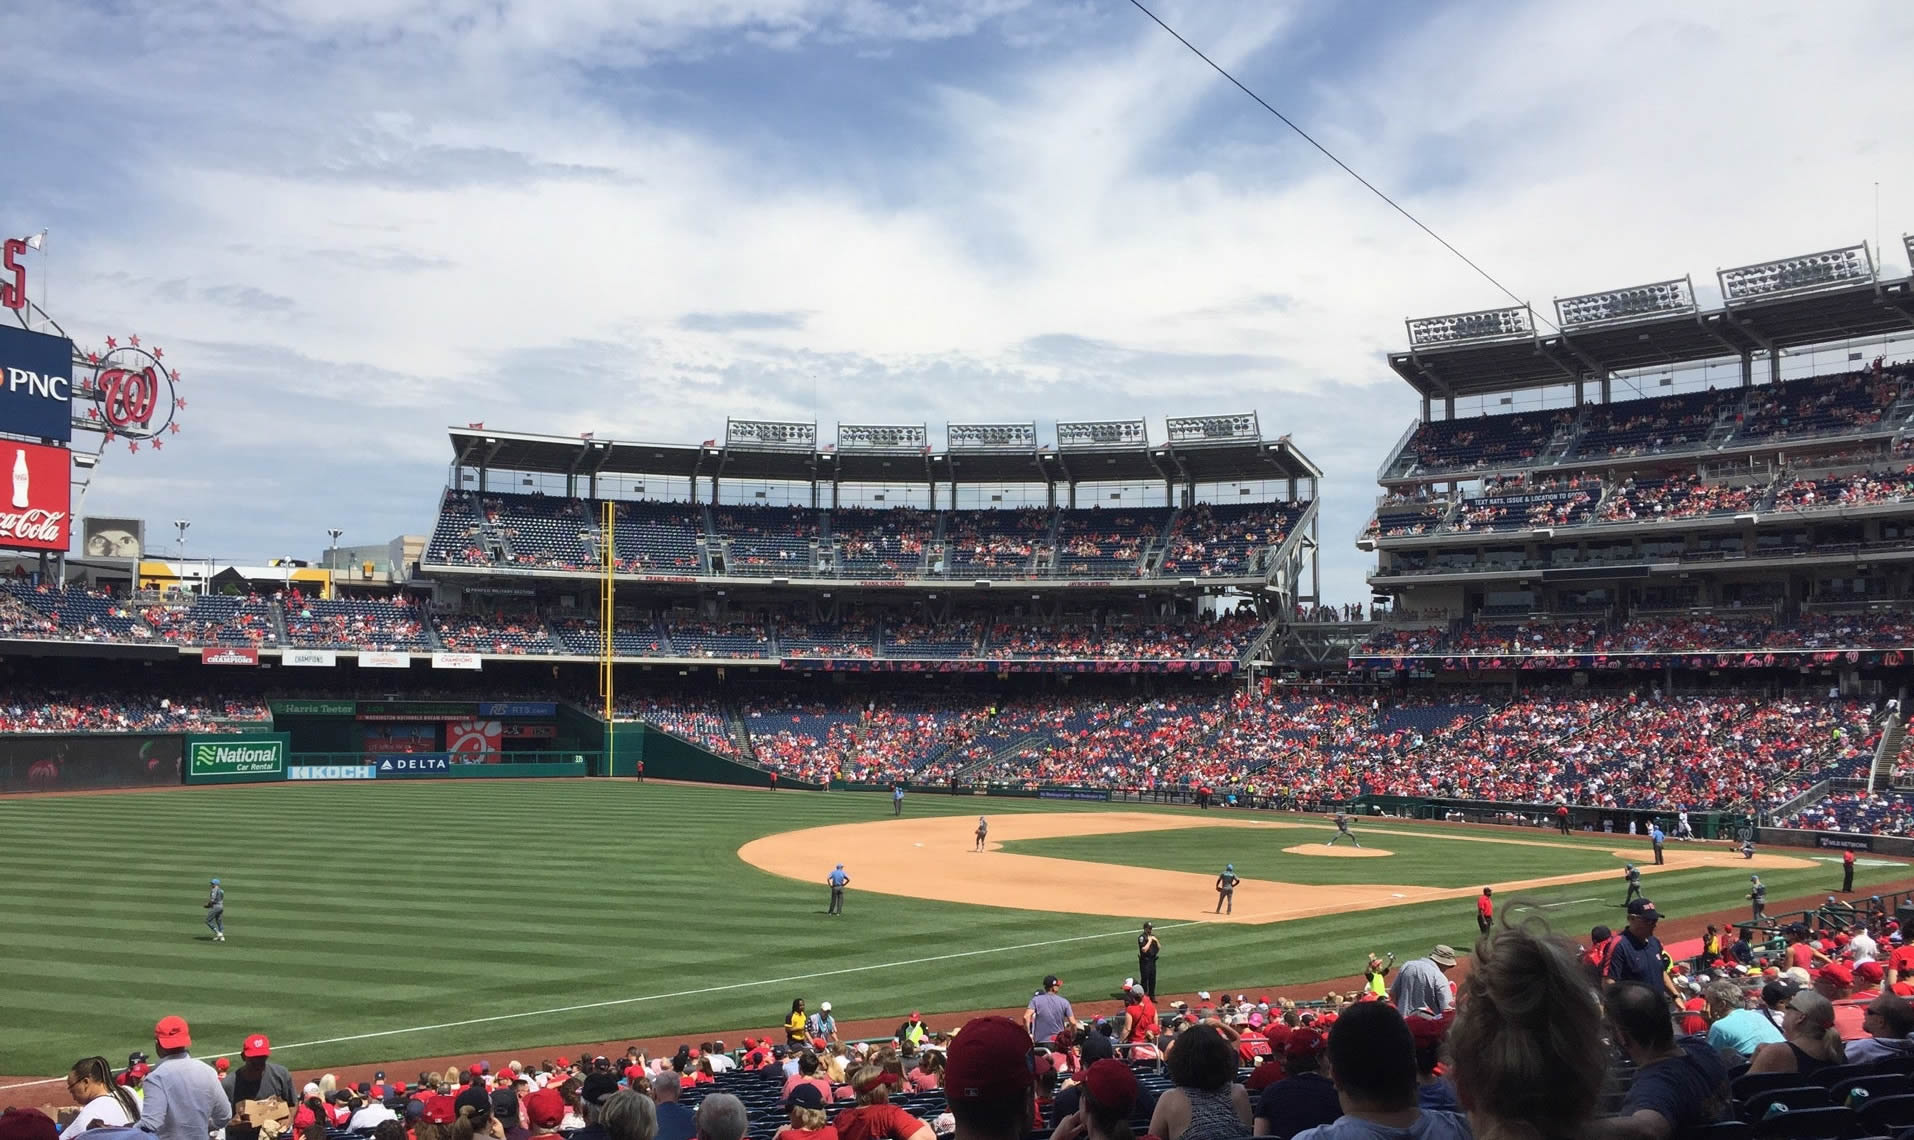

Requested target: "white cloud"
[{"left": 4, "top": 0, "right": 1913, "bottom": 604}]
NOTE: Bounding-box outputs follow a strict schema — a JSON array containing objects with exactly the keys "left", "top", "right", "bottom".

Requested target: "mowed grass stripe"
[{"left": 1, "top": 783, "right": 1891, "bottom": 1075}]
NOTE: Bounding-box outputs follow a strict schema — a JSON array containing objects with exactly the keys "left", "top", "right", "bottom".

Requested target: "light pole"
[
  {"left": 327, "top": 528, "right": 343, "bottom": 571},
  {"left": 173, "top": 519, "right": 191, "bottom": 596}
]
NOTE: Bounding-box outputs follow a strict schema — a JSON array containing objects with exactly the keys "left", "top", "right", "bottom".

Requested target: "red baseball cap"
[
  {"left": 1858, "top": 961, "right": 1886, "bottom": 985},
  {"left": 945, "top": 1016, "right": 1034, "bottom": 1099},
  {"left": 242, "top": 1035, "right": 271, "bottom": 1059},
  {"left": 214, "top": 1058, "right": 231, "bottom": 1073},
  {"left": 394, "top": 1082, "right": 407, "bottom": 1094},
  {"left": 526, "top": 1089, "right": 565, "bottom": 1129},
  {"left": 155, "top": 1016, "right": 191, "bottom": 1050},
  {"left": 1080, "top": 1060, "right": 1139, "bottom": 1113},
  {"left": 555, "top": 1057, "right": 570, "bottom": 1069},
  {"left": 1404, "top": 1015, "right": 1449, "bottom": 1047},
  {"left": 1818, "top": 962, "right": 1855, "bottom": 986},
  {"left": 0, "top": 1107, "right": 58, "bottom": 1140},
  {"left": 1283, "top": 1027, "right": 1325, "bottom": 1059},
  {"left": 470, "top": 1064, "right": 484, "bottom": 1076}
]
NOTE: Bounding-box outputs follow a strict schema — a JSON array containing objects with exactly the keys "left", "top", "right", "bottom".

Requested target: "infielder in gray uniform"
[{"left": 204, "top": 878, "right": 225, "bottom": 941}]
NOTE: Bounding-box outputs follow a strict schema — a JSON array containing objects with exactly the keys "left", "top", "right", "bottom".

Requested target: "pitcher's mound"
[{"left": 1284, "top": 843, "right": 1394, "bottom": 858}]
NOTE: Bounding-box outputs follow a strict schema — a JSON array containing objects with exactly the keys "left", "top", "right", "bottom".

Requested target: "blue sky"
[{"left": 3, "top": 0, "right": 1912, "bottom": 602}]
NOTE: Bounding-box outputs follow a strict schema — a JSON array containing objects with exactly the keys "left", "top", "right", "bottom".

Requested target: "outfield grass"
[
  {"left": 2, "top": 783, "right": 1904, "bottom": 1078},
  {"left": 1003, "top": 824, "right": 1624, "bottom": 888}
]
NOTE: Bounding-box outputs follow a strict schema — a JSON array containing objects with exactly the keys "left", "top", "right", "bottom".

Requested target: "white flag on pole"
[{"left": 23, "top": 230, "right": 44, "bottom": 250}]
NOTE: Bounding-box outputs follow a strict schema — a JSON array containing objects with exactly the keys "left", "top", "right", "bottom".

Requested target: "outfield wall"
[
  {"left": 1757, "top": 826, "right": 1914, "bottom": 858},
  {"left": 0, "top": 732, "right": 183, "bottom": 793}
]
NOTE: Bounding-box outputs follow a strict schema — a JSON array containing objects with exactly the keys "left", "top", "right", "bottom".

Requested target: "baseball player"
[
  {"left": 826, "top": 864, "right": 850, "bottom": 916},
  {"left": 1325, "top": 810, "right": 1361, "bottom": 848},
  {"left": 892, "top": 784, "right": 905, "bottom": 817},
  {"left": 1741, "top": 831, "right": 1756, "bottom": 860},
  {"left": 974, "top": 816, "right": 988, "bottom": 852},
  {"left": 1215, "top": 864, "right": 1240, "bottom": 914},
  {"left": 1621, "top": 863, "right": 1642, "bottom": 907},
  {"left": 204, "top": 878, "right": 225, "bottom": 941},
  {"left": 1748, "top": 874, "right": 1766, "bottom": 923}
]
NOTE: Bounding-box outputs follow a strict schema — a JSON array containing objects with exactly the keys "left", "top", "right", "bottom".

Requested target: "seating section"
[
  {"left": 1773, "top": 465, "right": 1914, "bottom": 511},
  {"left": 775, "top": 618, "right": 877, "bottom": 659},
  {"left": 485, "top": 493, "right": 596, "bottom": 571},
  {"left": 1569, "top": 388, "right": 1733, "bottom": 459},
  {"left": 613, "top": 694, "right": 739, "bottom": 756},
  {"left": 670, "top": 620, "right": 776, "bottom": 658},
  {"left": 1158, "top": 502, "right": 1303, "bottom": 577},
  {"left": 141, "top": 595, "right": 277, "bottom": 645},
  {"left": 1050, "top": 508, "right": 1167, "bottom": 578},
  {"left": 424, "top": 490, "right": 490, "bottom": 566},
  {"left": 0, "top": 687, "right": 269, "bottom": 733},
  {"left": 831, "top": 507, "right": 932, "bottom": 578},
  {"left": 1401, "top": 410, "right": 1567, "bottom": 475},
  {"left": 1778, "top": 790, "right": 1914, "bottom": 835},
  {"left": 283, "top": 597, "right": 430, "bottom": 650},
  {"left": 716, "top": 505, "right": 818, "bottom": 576},
  {"left": 611, "top": 500, "right": 705, "bottom": 573},
  {"left": 552, "top": 618, "right": 674, "bottom": 657},
  {"left": 1597, "top": 475, "right": 1757, "bottom": 523},
  {"left": 1739, "top": 365, "right": 1905, "bottom": 440},
  {"left": 1443, "top": 487, "right": 1598, "bottom": 533},
  {"left": 881, "top": 619, "right": 983, "bottom": 658},
  {"left": 433, "top": 612, "right": 556, "bottom": 655},
  {"left": 4, "top": 584, "right": 145, "bottom": 642},
  {"left": 1360, "top": 613, "right": 1914, "bottom": 656},
  {"left": 942, "top": 509, "right": 1047, "bottom": 578},
  {"left": 1364, "top": 499, "right": 1450, "bottom": 539}
]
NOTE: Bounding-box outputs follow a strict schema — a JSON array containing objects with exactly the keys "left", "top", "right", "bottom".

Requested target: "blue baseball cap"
[{"left": 210, "top": 878, "right": 220, "bottom": 885}]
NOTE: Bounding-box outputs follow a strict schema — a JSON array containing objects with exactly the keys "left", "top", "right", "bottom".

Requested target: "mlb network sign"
[
  {"left": 185, "top": 734, "right": 289, "bottom": 785},
  {"left": 0, "top": 324, "right": 74, "bottom": 442}
]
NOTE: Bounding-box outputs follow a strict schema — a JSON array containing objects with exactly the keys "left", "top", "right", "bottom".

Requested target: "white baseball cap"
[
  {"left": 1196, "top": 991, "right": 1211, "bottom": 1000},
  {"left": 820, "top": 1002, "right": 832, "bottom": 1011}
]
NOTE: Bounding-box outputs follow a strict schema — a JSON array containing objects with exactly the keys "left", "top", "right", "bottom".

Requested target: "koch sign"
[{"left": 0, "top": 325, "right": 74, "bottom": 442}]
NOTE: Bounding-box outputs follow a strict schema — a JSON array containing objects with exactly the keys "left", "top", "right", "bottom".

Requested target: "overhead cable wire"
[{"left": 1127, "top": 0, "right": 1557, "bottom": 331}]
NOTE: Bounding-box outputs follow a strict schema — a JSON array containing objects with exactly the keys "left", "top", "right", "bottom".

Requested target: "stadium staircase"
[
  {"left": 1236, "top": 617, "right": 1284, "bottom": 666},
  {"left": 266, "top": 602, "right": 290, "bottom": 646},
  {"left": 1140, "top": 507, "right": 1182, "bottom": 576},
  {"left": 1705, "top": 391, "right": 1752, "bottom": 448},
  {"left": 949, "top": 733, "right": 1046, "bottom": 780},
  {"left": 1873, "top": 707, "right": 1907, "bottom": 792},
  {"left": 699, "top": 504, "right": 723, "bottom": 574},
  {"left": 1536, "top": 409, "right": 1585, "bottom": 465},
  {"left": 726, "top": 702, "right": 758, "bottom": 761}
]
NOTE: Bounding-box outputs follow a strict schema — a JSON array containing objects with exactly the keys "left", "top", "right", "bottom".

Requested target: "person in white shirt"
[
  {"left": 705, "top": 1044, "right": 736, "bottom": 1073},
  {"left": 347, "top": 1097, "right": 399, "bottom": 1131},
  {"left": 62, "top": 1057, "right": 140, "bottom": 1138},
  {"left": 1853, "top": 927, "right": 1879, "bottom": 964}
]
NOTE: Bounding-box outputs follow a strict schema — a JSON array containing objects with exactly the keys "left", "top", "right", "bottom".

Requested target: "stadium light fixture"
[
  {"left": 327, "top": 528, "right": 343, "bottom": 570},
  {"left": 725, "top": 418, "right": 816, "bottom": 451},
  {"left": 1057, "top": 419, "right": 1148, "bottom": 449},
  {"left": 1905, "top": 234, "right": 1913, "bottom": 275},
  {"left": 837, "top": 423, "right": 927, "bottom": 451},
  {"left": 1165, "top": 413, "right": 1260, "bottom": 445},
  {"left": 1553, "top": 277, "right": 1696, "bottom": 328},
  {"left": 948, "top": 423, "right": 1036, "bottom": 451},
  {"left": 1718, "top": 243, "right": 1875, "bottom": 303},
  {"left": 1404, "top": 305, "right": 1533, "bottom": 347}
]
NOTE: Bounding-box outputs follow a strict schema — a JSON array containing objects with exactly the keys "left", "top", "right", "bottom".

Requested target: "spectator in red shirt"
[
  {"left": 1475, "top": 889, "right": 1493, "bottom": 936},
  {"left": 782, "top": 1055, "right": 831, "bottom": 1104},
  {"left": 833, "top": 1067, "right": 931, "bottom": 1140}
]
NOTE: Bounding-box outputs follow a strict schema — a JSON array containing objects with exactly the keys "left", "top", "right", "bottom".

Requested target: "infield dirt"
[{"left": 738, "top": 812, "right": 1818, "bottom": 923}]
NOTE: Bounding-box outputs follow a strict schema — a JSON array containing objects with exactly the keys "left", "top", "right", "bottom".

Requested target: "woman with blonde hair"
[
  {"left": 1747, "top": 990, "right": 1846, "bottom": 1076},
  {"left": 833, "top": 1064, "right": 932, "bottom": 1140},
  {"left": 1446, "top": 921, "right": 1605, "bottom": 1139},
  {"left": 775, "top": 1084, "right": 838, "bottom": 1140}
]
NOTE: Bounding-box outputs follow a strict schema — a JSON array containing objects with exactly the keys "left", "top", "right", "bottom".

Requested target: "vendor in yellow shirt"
[{"left": 786, "top": 998, "right": 809, "bottom": 1046}]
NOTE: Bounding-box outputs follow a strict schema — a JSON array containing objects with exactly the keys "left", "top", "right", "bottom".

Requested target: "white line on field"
[
  {"left": 3, "top": 910, "right": 1286, "bottom": 1091},
  {"left": 1539, "top": 897, "right": 1604, "bottom": 909}
]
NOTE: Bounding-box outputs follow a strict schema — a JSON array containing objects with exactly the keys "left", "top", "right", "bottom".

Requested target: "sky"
[{"left": 3, "top": 0, "right": 1913, "bottom": 603}]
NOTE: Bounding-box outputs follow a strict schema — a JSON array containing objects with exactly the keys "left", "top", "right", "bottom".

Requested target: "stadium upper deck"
[
  {"left": 422, "top": 412, "right": 1322, "bottom": 596},
  {"left": 1361, "top": 239, "right": 1914, "bottom": 630}
]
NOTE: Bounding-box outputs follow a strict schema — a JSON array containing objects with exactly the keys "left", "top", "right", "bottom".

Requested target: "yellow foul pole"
[{"left": 601, "top": 499, "right": 615, "bottom": 775}]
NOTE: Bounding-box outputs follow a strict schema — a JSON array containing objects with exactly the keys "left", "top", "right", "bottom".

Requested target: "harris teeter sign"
[{"left": 184, "top": 733, "right": 289, "bottom": 784}]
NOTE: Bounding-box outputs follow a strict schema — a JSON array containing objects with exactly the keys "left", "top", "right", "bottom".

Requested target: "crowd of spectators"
[
  {"left": 1361, "top": 611, "right": 1914, "bottom": 656},
  {"left": 1597, "top": 474, "right": 1758, "bottom": 523},
  {"left": 281, "top": 593, "right": 427, "bottom": 650},
  {"left": 613, "top": 694, "right": 740, "bottom": 756},
  {"left": 1775, "top": 466, "right": 1914, "bottom": 512},
  {"left": 1157, "top": 504, "right": 1297, "bottom": 577},
  {"left": 436, "top": 612, "right": 557, "bottom": 655},
  {"left": 1779, "top": 790, "right": 1914, "bottom": 836},
  {"left": 0, "top": 688, "right": 268, "bottom": 733}
]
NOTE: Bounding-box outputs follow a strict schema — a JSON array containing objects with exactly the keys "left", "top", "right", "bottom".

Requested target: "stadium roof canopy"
[
  {"left": 1389, "top": 271, "right": 1914, "bottom": 402},
  {"left": 448, "top": 415, "right": 1321, "bottom": 487}
]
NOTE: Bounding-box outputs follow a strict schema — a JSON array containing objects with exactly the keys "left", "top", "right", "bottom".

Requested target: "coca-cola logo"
[{"left": 0, "top": 508, "right": 67, "bottom": 543}]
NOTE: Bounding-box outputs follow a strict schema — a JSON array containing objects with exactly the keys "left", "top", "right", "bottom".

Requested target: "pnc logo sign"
[{"left": 0, "top": 324, "right": 74, "bottom": 442}]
